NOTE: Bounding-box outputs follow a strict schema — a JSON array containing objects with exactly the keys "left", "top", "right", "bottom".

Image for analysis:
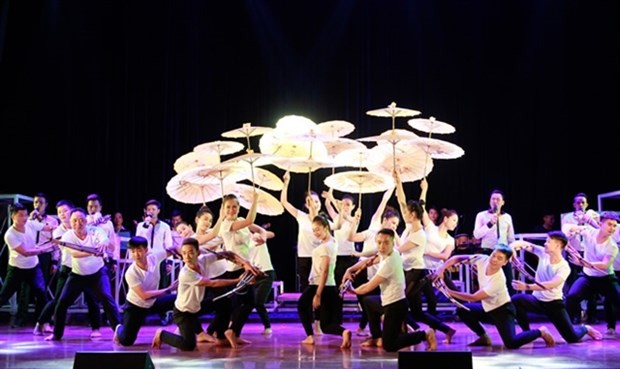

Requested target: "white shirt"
[
  {"left": 193, "top": 231, "right": 227, "bottom": 279},
  {"left": 175, "top": 253, "right": 218, "bottom": 313},
  {"left": 473, "top": 210, "right": 515, "bottom": 250},
  {"left": 334, "top": 219, "right": 356, "bottom": 256},
  {"left": 53, "top": 224, "right": 73, "bottom": 268},
  {"left": 360, "top": 227, "right": 380, "bottom": 279},
  {"left": 400, "top": 226, "right": 426, "bottom": 271},
  {"left": 219, "top": 218, "right": 251, "bottom": 272},
  {"left": 476, "top": 255, "right": 511, "bottom": 312},
  {"left": 86, "top": 212, "right": 117, "bottom": 260},
  {"left": 62, "top": 226, "right": 108, "bottom": 276},
  {"left": 135, "top": 220, "right": 173, "bottom": 254},
  {"left": 249, "top": 240, "right": 274, "bottom": 272},
  {"left": 295, "top": 211, "right": 316, "bottom": 257},
  {"left": 125, "top": 250, "right": 167, "bottom": 308},
  {"left": 424, "top": 223, "right": 454, "bottom": 270},
  {"left": 531, "top": 247, "right": 570, "bottom": 302},
  {"left": 309, "top": 237, "right": 337, "bottom": 286},
  {"left": 376, "top": 250, "right": 406, "bottom": 306},
  {"left": 581, "top": 228, "right": 618, "bottom": 277},
  {"left": 561, "top": 210, "right": 599, "bottom": 252},
  {"left": 4, "top": 223, "right": 43, "bottom": 269}
]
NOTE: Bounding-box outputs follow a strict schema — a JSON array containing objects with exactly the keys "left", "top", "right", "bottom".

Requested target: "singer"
[{"left": 473, "top": 189, "right": 516, "bottom": 295}]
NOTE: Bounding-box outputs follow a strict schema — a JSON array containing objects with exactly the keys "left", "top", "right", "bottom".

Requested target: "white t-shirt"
[
  {"left": 561, "top": 210, "right": 599, "bottom": 252},
  {"left": 423, "top": 223, "right": 454, "bottom": 270},
  {"left": 175, "top": 253, "right": 218, "bottom": 313},
  {"left": 4, "top": 223, "right": 43, "bottom": 269},
  {"left": 249, "top": 240, "right": 274, "bottom": 272},
  {"left": 376, "top": 250, "right": 406, "bottom": 306},
  {"left": 476, "top": 255, "right": 511, "bottom": 312},
  {"left": 125, "top": 250, "right": 167, "bottom": 308},
  {"left": 334, "top": 219, "right": 355, "bottom": 256},
  {"left": 194, "top": 231, "right": 227, "bottom": 279},
  {"left": 295, "top": 211, "right": 316, "bottom": 257},
  {"left": 53, "top": 224, "right": 73, "bottom": 268},
  {"left": 360, "top": 226, "right": 380, "bottom": 279},
  {"left": 309, "top": 237, "right": 337, "bottom": 286},
  {"left": 400, "top": 226, "right": 426, "bottom": 271},
  {"left": 219, "top": 218, "right": 251, "bottom": 272},
  {"left": 531, "top": 247, "right": 570, "bottom": 302},
  {"left": 61, "top": 226, "right": 108, "bottom": 276},
  {"left": 581, "top": 228, "right": 618, "bottom": 277}
]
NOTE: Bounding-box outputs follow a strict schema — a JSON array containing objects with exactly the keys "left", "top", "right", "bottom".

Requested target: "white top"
[
  {"left": 249, "top": 240, "right": 274, "bottom": 272},
  {"left": 360, "top": 227, "right": 380, "bottom": 279},
  {"left": 194, "top": 231, "right": 227, "bottom": 279},
  {"left": 581, "top": 228, "right": 618, "bottom": 277},
  {"left": 125, "top": 250, "right": 167, "bottom": 308},
  {"left": 62, "top": 226, "right": 108, "bottom": 276},
  {"left": 475, "top": 255, "right": 511, "bottom": 312},
  {"left": 334, "top": 219, "right": 356, "bottom": 256},
  {"left": 219, "top": 218, "right": 251, "bottom": 272},
  {"left": 175, "top": 253, "right": 218, "bottom": 313},
  {"left": 423, "top": 222, "right": 454, "bottom": 270},
  {"left": 400, "top": 225, "right": 426, "bottom": 271},
  {"left": 309, "top": 237, "right": 337, "bottom": 286},
  {"left": 376, "top": 250, "right": 406, "bottom": 306},
  {"left": 27, "top": 215, "right": 59, "bottom": 245},
  {"left": 295, "top": 211, "right": 316, "bottom": 257},
  {"left": 530, "top": 247, "right": 570, "bottom": 302},
  {"left": 4, "top": 223, "right": 43, "bottom": 269},
  {"left": 86, "top": 212, "right": 117, "bottom": 260},
  {"left": 135, "top": 220, "right": 173, "bottom": 254},
  {"left": 53, "top": 224, "right": 73, "bottom": 268},
  {"left": 473, "top": 210, "right": 515, "bottom": 250},
  {"left": 561, "top": 210, "right": 599, "bottom": 252}
]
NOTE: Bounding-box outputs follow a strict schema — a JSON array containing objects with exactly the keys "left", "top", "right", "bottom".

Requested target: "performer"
[
  {"left": 473, "top": 189, "right": 516, "bottom": 295},
  {"left": 564, "top": 211, "right": 620, "bottom": 335},
  {"left": 45, "top": 208, "right": 121, "bottom": 341},
  {"left": 434, "top": 245, "right": 555, "bottom": 349},
  {"left": 345, "top": 228, "right": 437, "bottom": 352},
  {"left": 34, "top": 200, "right": 101, "bottom": 338},
  {"left": 113, "top": 236, "right": 178, "bottom": 346},
  {"left": 0, "top": 203, "right": 54, "bottom": 328},
  {"left": 394, "top": 171, "right": 456, "bottom": 341},
  {"left": 509, "top": 232, "right": 602, "bottom": 343},
  {"left": 298, "top": 214, "right": 351, "bottom": 348},
  {"left": 151, "top": 237, "right": 256, "bottom": 351},
  {"left": 248, "top": 228, "right": 277, "bottom": 335}
]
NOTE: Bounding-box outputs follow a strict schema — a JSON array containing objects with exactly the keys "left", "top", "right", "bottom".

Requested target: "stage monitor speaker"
[
  {"left": 398, "top": 351, "right": 473, "bottom": 369},
  {"left": 73, "top": 351, "right": 155, "bottom": 369}
]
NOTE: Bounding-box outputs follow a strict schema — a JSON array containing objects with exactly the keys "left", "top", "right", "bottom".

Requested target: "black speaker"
[
  {"left": 73, "top": 351, "right": 155, "bottom": 369},
  {"left": 398, "top": 351, "right": 473, "bottom": 369}
]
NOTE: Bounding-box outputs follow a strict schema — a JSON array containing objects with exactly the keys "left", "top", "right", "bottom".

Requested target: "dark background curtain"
[{"left": 1, "top": 0, "right": 619, "bottom": 291}]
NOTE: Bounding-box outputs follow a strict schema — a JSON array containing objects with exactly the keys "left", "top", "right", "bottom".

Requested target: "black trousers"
[
  {"left": 0, "top": 265, "right": 48, "bottom": 321},
  {"left": 363, "top": 296, "right": 426, "bottom": 352},
  {"left": 116, "top": 295, "right": 176, "bottom": 346}
]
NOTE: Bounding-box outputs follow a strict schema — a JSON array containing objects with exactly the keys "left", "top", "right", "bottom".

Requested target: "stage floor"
[{"left": 1, "top": 318, "right": 619, "bottom": 369}]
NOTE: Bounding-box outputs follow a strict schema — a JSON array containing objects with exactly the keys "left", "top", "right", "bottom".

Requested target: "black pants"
[
  {"left": 225, "top": 269, "right": 255, "bottom": 337},
  {"left": 0, "top": 265, "right": 48, "bottom": 321},
  {"left": 253, "top": 269, "right": 276, "bottom": 329},
  {"left": 353, "top": 268, "right": 380, "bottom": 330},
  {"left": 38, "top": 265, "right": 100, "bottom": 328},
  {"left": 363, "top": 296, "right": 426, "bottom": 352},
  {"left": 297, "top": 257, "right": 312, "bottom": 292},
  {"left": 298, "top": 285, "right": 345, "bottom": 337},
  {"left": 52, "top": 266, "right": 120, "bottom": 339},
  {"left": 334, "top": 255, "right": 358, "bottom": 325},
  {"left": 202, "top": 284, "right": 233, "bottom": 338},
  {"left": 404, "top": 268, "right": 452, "bottom": 334},
  {"left": 160, "top": 307, "right": 202, "bottom": 351},
  {"left": 566, "top": 274, "right": 620, "bottom": 330},
  {"left": 457, "top": 302, "right": 541, "bottom": 349},
  {"left": 116, "top": 295, "right": 176, "bottom": 346},
  {"left": 512, "top": 294, "right": 587, "bottom": 343}
]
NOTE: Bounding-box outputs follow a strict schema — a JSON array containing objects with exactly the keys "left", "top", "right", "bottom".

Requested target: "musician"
[
  {"left": 34, "top": 200, "right": 102, "bottom": 338},
  {"left": 560, "top": 192, "right": 600, "bottom": 323},
  {"left": 394, "top": 172, "right": 456, "bottom": 340},
  {"left": 564, "top": 211, "right": 620, "bottom": 335},
  {"left": 151, "top": 237, "right": 255, "bottom": 351},
  {"left": 297, "top": 214, "right": 351, "bottom": 348},
  {"left": 113, "top": 236, "right": 178, "bottom": 346},
  {"left": 45, "top": 208, "right": 121, "bottom": 341},
  {"left": 473, "top": 189, "right": 516, "bottom": 295},
  {"left": 346, "top": 228, "right": 437, "bottom": 352},
  {"left": 509, "top": 232, "right": 602, "bottom": 343},
  {"left": 435, "top": 245, "right": 555, "bottom": 349},
  {"left": 0, "top": 203, "right": 54, "bottom": 329},
  {"left": 348, "top": 187, "right": 399, "bottom": 337}
]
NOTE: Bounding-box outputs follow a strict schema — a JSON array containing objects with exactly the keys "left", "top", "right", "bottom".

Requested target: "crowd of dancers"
[{"left": 1, "top": 174, "right": 620, "bottom": 353}]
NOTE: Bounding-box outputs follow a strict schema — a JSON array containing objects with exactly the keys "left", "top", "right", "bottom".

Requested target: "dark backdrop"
[{"left": 1, "top": 1, "right": 619, "bottom": 291}]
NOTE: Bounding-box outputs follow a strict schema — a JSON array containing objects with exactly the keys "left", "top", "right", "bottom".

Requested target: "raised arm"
[
  {"left": 369, "top": 186, "right": 395, "bottom": 227},
  {"left": 280, "top": 171, "right": 299, "bottom": 217}
]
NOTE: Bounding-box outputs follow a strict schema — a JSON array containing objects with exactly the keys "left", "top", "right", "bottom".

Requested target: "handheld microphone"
[{"left": 142, "top": 214, "right": 153, "bottom": 229}]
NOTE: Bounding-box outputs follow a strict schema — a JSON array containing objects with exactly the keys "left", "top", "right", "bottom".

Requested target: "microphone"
[{"left": 142, "top": 213, "right": 153, "bottom": 229}]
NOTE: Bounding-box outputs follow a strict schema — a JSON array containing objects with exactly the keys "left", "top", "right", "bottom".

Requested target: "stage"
[{"left": 1, "top": 315, "right": 619, "bottom": 369}]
